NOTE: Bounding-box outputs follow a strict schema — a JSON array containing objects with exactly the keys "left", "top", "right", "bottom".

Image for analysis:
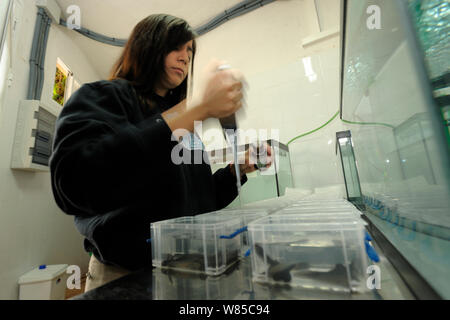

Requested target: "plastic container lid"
[{"left": 18, "top": 264, "right": 68, "bottom": 285}]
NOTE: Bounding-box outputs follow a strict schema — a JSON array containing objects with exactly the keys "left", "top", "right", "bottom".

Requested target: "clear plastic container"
[
  {"left": 248, "top": 214, "right": 368, "bottom": 293},
  {"left": 243, "top": 196, "right": 294, "bottom": 211},
  {"left": 292, "top": 199, "right": 349, "bottom": 204},
  {"left": 196, "top": 208, "right": 271, "bottom": 254},
  {"left": 276, "top": 206, "right": 363, "bottom": 218},
  {"left": 274, "top": 209, "right": 365, "bottom": 223},
  {"left": 243, "top": 201, "right": 287, "bottom": 214},
  {"left": 151, "top": 215, "right": 244, "bottom": 276},
  {"left": 197, "top": 208, "right": 270, "bottom": 225},
  {"left": 289, "top": 201, "right": 356, "bottom": 209}
]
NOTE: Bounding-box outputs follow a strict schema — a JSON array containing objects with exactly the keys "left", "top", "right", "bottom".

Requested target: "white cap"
[{"left": 18, "top": 264, "right": 68, "bottom": 285}]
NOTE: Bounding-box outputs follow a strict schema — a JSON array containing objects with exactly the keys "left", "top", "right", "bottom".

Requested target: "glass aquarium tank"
[
  {"left": 340, "top": 0, "right": 450, "bottom": 299},
  {"left": 208, "top": 139, "right": 294, "bottom": 208},
  {"left": 336, "top": 130, "right": 363, "bottom": 206}
]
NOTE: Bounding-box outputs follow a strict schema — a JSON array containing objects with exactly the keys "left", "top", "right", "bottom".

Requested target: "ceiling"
[{"left": 54, "top": 0, "right": 244, "bottom": 79}]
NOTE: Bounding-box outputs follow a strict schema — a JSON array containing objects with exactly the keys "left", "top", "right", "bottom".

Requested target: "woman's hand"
[
  {"left": 200, "top": 60, "right": 245, "bottom": 120},
  {"left": 230, "top": 142, "right": 273, "bottom": 178},
  {"left": 162, "top": 60, "right": 246, "bottom": 135}
]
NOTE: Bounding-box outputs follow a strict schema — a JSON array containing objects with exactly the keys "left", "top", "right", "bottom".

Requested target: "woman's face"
[{"left": 159, "top": 40, "right": 193, "bottom": 94}]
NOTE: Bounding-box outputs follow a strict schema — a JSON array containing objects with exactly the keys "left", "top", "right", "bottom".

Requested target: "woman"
[{"left": 50, "top": 14, "right": 268, "bottom": 292}]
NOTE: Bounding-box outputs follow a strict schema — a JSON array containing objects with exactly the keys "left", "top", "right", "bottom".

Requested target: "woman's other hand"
[{"left": 230, "top": 142, "right": 273, "bottom": 178}]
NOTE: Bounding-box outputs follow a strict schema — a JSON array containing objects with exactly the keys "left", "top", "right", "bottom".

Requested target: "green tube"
[
  {"left": 287, "top": 111, "right": 339, "bottom": 146},
  {"left": 286, "top": 111, "right": 396, "bottom": 146},
  {"left": 341, "top": 119, "right": 395, "bottom": 129}
]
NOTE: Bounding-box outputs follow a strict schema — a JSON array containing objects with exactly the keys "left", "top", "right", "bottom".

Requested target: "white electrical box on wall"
[{"left": 11, "top": 100, "right": 61, "bottom": 172}]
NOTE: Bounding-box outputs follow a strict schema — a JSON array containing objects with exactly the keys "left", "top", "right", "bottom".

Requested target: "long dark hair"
[{"left": 109, "top": 14, "right": 197, "bottom": 108}]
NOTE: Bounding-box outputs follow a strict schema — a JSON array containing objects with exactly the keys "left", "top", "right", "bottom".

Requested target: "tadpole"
[{"left": 254, "top": 244, "right": 308, "bottom": 283}]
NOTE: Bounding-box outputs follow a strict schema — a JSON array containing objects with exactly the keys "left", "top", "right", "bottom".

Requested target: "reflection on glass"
[
  {"left": 152, "top": 261, "right": 250, "bottom": 300},
  {"left": 302, "top": 57, "right": 318, "bottom": 82},
  {"left": 408, "top": 0, "right": 450, "bottom": 150},
  {"left": 408, "top": 0, "right": 449, "bottom": 79},
  {"left": 342, "top": 0, "right": 450, "bottom": 298},
  {"left": 394, "top": 113, "right": 438, "bottom": 185}
]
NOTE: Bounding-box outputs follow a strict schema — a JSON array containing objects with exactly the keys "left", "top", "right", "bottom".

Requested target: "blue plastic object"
[
  {"left": 219, "top": 226, "right": 248, "bottom": 239},
  {"left": 39, "top": 265, "right": 46, "bottom": 270},
  {"left": 364, "top": 231, "right": 380, "bottom": 263},
  {"left": 365, "top": 242, "right": 380, "bottom": 263}
]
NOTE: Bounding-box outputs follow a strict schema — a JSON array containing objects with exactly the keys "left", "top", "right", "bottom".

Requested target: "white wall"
[
  {"left": 193, "top": 0, "right": 345, "bottom": 194},
  {"left": 0, "top": 1, "right": 100, "bottom": 299}
]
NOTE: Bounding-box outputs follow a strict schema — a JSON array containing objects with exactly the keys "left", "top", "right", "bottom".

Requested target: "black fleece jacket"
[{"left": 49, "top": 78, "right": 246, "bottom": 271}]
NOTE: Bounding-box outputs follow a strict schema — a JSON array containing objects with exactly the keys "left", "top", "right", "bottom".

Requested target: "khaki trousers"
[{"left": 84, "top": 255, "right": 131, "bottom": 292}]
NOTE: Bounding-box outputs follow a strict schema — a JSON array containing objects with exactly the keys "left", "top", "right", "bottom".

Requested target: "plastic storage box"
[
  {"left": 276, "top": 206, "right": 362, "bottom": 217},
  {"left": 289, "top": 201, "right": 356, "bottom": 208},
  {"left": 279, "top": 205, "right": 360, "bottom": 212},
  {"left": 243, "top": 202, "right": 287, "bottom": 214},
  {"left": 274, "top": 210, "right": 364, "bottom": 223},
  {"left": 278, "top": 199, "right": 361, "bottom": 214},
  {"left": 242, "top": 195, "right": 299, "bottom": 213},
  {"left": 248, "top": 215, "right": 368, "bottom": 293},
  {"left": 18, "top": 264, "right": 68, "bottom": 300},
  {"left": 196, "top": 208, "right": 271, "bottom": 254},
  {"left": 197, "top": 208, "right": 270, "bottom": 225},
  {"left": 151, "top": 216, "right": 245, "bottom": 276}
]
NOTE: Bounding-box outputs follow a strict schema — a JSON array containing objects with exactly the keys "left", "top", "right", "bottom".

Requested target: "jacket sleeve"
[
  {"left": 213, "top": 165, "right": 248, "bottom": 210},
  {"left": 50, "top": 82, "right": 179, "bottom": 217}
]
